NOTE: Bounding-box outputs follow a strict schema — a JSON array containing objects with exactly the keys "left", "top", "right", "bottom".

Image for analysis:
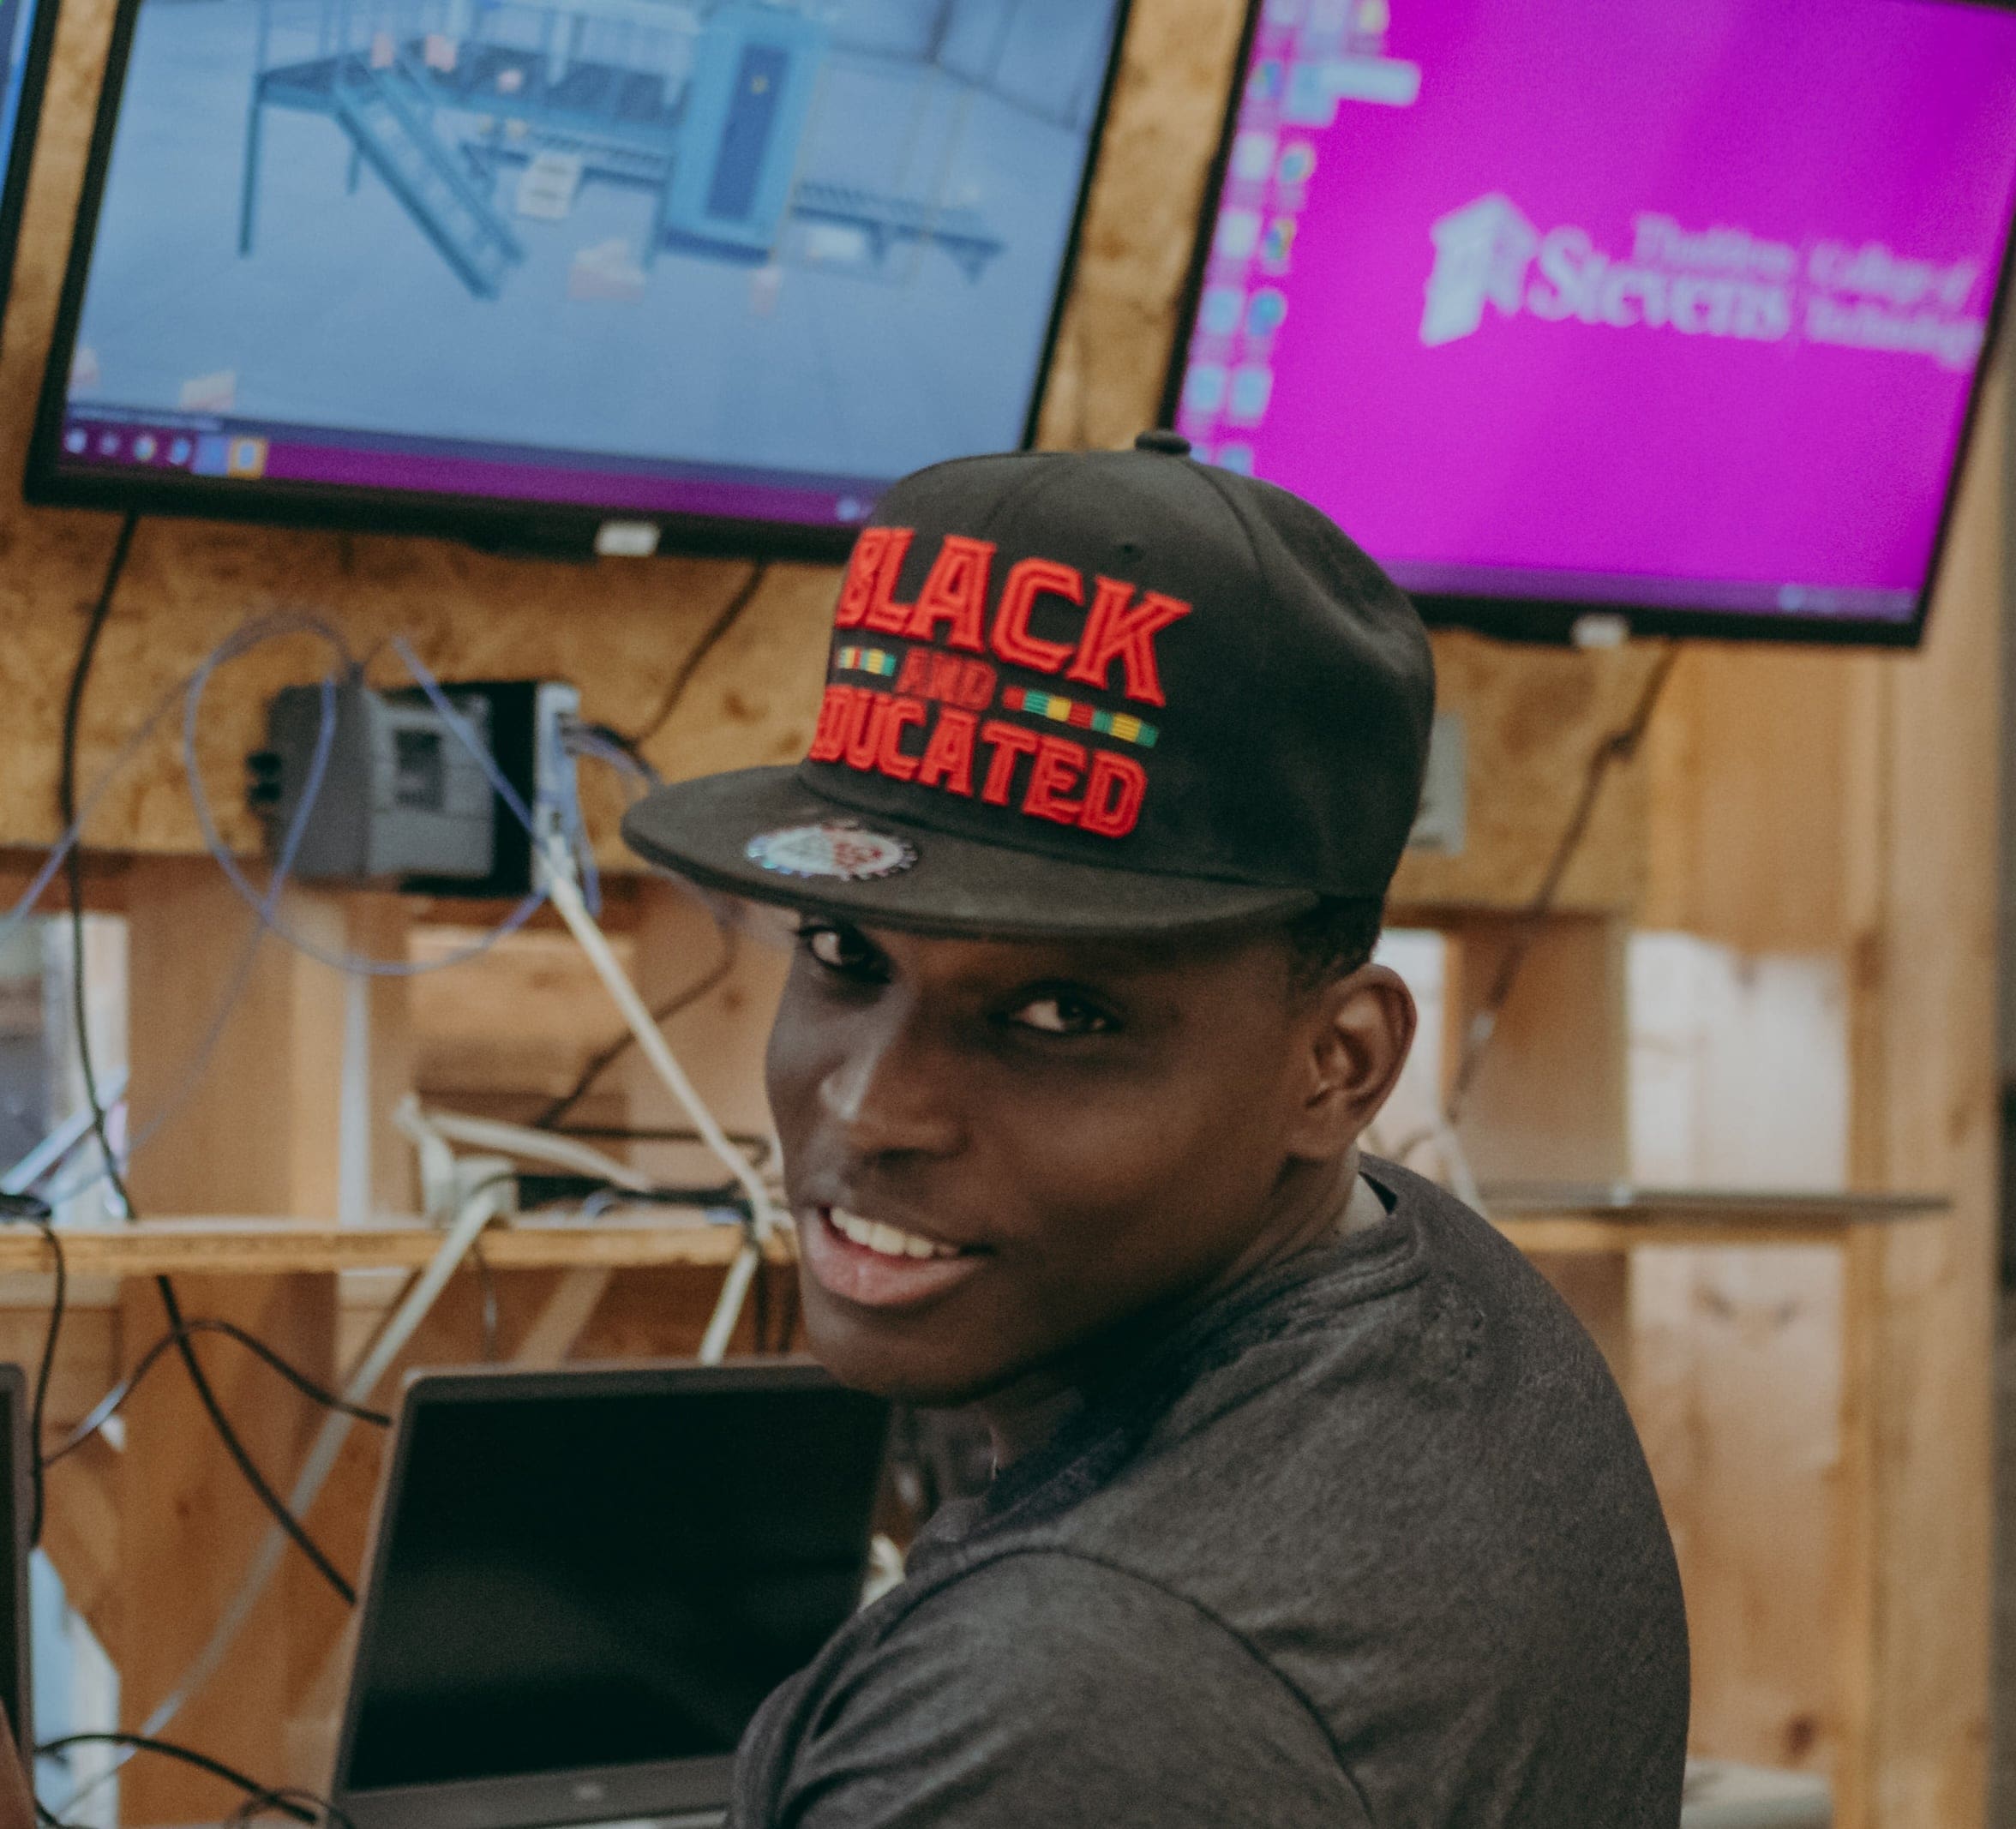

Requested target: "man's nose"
[{"left": 818, "top": 1009, "right": 966, "bottom": 1160}]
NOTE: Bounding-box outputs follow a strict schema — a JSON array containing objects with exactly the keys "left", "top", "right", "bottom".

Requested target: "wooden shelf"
[
  {"left": 0, "top": 1214, "right": 765, "bottom": 1278},
  {"left": 0, "top": 1193, "right": 1944, "bottom": 1280},
  {"left": 1488, "top": 1184, "right": 1947, "bottom": 1253}
]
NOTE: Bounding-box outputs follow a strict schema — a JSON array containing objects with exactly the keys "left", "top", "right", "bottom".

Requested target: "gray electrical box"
[{"left": 252, "top": 678, "right": 498, "bottom": 885}]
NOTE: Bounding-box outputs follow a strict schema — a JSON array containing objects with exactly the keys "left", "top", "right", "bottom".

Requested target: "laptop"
[
  {"left": 0, "top": 1365, "right": 27, "bottom": 1766},
  {"left": 332, "top": 1362, "right": 891, "bottom": 1829}
]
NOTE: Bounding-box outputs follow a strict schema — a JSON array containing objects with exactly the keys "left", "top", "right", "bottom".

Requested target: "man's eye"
[
  {"left": 1008, "top": 994, "right": 1115, "bottom": 1037},
  {"left": 801, "top": 923, "right": 885, "bottom": 980}
]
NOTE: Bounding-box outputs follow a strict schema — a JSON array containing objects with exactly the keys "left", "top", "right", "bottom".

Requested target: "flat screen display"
[
  {"left": 1167, "top": 0, "right": 2016, "bottom": 644},
  {"left": 30, "top": 0, "right": 1129, "bottom": 555},
  {"left": 0, "top": 0, "right": 55, "bottom": 331},
  {"left": 339, "top": 1367, "right": 888, "bottom": 1795}
]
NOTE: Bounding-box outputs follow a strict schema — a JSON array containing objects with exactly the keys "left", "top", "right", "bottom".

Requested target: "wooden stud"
[
  {"left": 509, "top": 1268, "right": 614, "bottom": 1369},
  {"left": 1828, "top": 373, "right": 2003, "bottom": 1829},
  {"left": 622, "top": 879, "right": 789, "bottom": 1183},
  {"left": 111, "top": 861, "right": 418, "bottom": 1823},
  {"left": 37, "top": 1435, "right": 122, "bottom": 1658},
  {"left": 1443, "top": 914, "right": 1634, "bottom": 1386},
  {"left": 344, "top": 894, "right": 418, "bottom": 1217},
  {"left": 1631, "top": 373, "right": 2005, "bottom": 1827}
]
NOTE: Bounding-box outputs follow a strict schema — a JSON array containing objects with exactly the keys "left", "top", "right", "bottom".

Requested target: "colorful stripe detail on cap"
[
  {"left": 1004, "top": 687, "right": 1159, "bottom": 749},
  {"left": 836, "top": 646, "right": 902, "bottom": 679}
]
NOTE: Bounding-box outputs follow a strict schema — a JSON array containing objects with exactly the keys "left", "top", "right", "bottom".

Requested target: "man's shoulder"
[
  {"left": 875, "top": 1544, "right": 1302, "bottom": 1673},
  {"left": 1001, "top": 1162, "right": 1688, "bottom": 1790},
  {"left": 733, "top": 1549, "right": 1366, "bottom": 1829},
  {"left": 1103, "top": 1158, "right": 1635, "bottom": 1470}
]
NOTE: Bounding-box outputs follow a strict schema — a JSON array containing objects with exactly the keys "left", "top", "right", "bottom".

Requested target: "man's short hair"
[{"left": 1283, "top": 897, "right": 1385, "bottom": 994}]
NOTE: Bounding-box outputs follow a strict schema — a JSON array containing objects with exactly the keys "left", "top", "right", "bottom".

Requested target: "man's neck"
[{"left": 978, "top": 1151, "right": 1368, "bottom": 1471}]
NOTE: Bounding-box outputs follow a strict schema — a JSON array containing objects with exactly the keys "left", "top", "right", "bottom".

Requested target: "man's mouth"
[
  {"left": 827, "top": 1207, "right": 963, "bottom": 1260},
  {"left": 801, "top": 1204, "right": 987, "bottom": 1310}
]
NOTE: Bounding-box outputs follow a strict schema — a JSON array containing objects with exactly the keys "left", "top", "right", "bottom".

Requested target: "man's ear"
[{"left": 1285, "top": 963, "right": 1417, "bottom": 1161}]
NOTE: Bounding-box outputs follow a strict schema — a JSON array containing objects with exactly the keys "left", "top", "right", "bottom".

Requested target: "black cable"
[
  {"left": 534, "top": 924, "right": 741, "bottom": 1130},
  {"left": 0, "top": 1196, "right": 61, "bottom": 1547},
  {"left": 508, "top": 1171, "right": 750, "bottom": 1213},
  {"left": 35, "top": 1735, "right": 345, "bottom": 1829},
  {"left": 57, "top": 515, "right": 358, "bottom": 1606},
  {"left": 152, "top": 1280, "right": 359, "bottom": 1604},
  {"left": 45, "top": 1319, "right": 392, "bottom": 1470},
  {"left": 35, "top": 514, "right": 141, "bottom": 1550},
  {"left": 624, "top": 562, "right": 770, "bottom": 750},
  {"left": 58, "top": 512, "right": 138, "bottom": 1224},
  {"left": 1443, "top": 643, "right": 1680, "bottom": 1126}
]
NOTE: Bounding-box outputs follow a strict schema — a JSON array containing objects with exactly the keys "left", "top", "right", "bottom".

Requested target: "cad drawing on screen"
[{"left": 33, "top": 0, "right": 1128, "bottom": 549}]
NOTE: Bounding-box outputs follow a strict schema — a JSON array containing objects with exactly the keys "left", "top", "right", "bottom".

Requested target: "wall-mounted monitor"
[
  {"left": 0, "top": 0, "right": 58, "bottom": 336},
  {"left": 1165, "top": 0, "right": 2016, "bottom": 645},
  {"left": 27, "top": 0, "right": 1131, "bottom": 557}
]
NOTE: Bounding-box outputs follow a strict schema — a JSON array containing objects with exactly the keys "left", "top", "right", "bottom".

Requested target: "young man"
[{"left": 622, "top": 432, "right": 1689, "bottom": 1828}]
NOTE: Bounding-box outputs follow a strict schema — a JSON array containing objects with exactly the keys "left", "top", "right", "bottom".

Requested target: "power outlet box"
[
  {"left": 251, "top": 677, "right": 581, "bottom": 897},
  {"left": 392, "top": 679, "right": 581, "bottom": 898}
]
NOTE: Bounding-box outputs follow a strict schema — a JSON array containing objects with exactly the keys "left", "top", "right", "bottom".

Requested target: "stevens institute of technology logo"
[
  {"left": 1419, "top": 192, "right": 1986, "bottom": 369},
  {"left": 1421, "top": 195, "right": 1541, "bottom": 345}
]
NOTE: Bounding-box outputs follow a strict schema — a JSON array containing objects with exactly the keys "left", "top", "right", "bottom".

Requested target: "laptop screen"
[
  {"left": 339, "top": 1364, "right": 887, "bottom": 1808},
  {"left": 0, "top": 1364, "right": 27, "bottom": 1762}
]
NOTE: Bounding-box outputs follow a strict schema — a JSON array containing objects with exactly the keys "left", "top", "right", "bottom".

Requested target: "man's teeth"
[{"left": 830, "top": 1208, "right": 961, "bottom": 1261}]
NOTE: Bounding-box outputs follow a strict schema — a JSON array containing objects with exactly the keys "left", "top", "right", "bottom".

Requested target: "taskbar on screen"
[
  {"left": 1384, "top": 560, "right": 1917, "bottom": 627},
  {"left": 52, "top": 408, "right": 890, "bottom": 531}
]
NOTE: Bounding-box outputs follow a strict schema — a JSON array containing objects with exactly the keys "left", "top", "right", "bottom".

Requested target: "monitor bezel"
[
  {"left": 25, "top": 0, "right": 1137, "bottom": 560},
  {"left": 0, "top": 0, "right": 60, "bottom": 347},
  {"left": 330, "top": 1358, "right": 890, "bottom": 1829},
  {"left": 1157, "top": 0, "right": 2016, "bottom": 649}
]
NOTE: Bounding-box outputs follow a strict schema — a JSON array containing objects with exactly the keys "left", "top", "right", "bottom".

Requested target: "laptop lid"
[
  {"left": 333, "top": 1361, "right": 890, "bottom": 1829},
  {"left": 0, "top": 1365, "right": 28, "bottom": 1766}
]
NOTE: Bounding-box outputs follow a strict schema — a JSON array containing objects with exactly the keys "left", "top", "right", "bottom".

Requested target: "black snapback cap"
[{"left": 621, "top": 432, "right": 1436, "bottom": 941}]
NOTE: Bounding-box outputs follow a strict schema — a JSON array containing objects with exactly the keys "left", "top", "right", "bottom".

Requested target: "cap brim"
[{"left": 620, "top": 768, "right": 1315, "bottom": 942}]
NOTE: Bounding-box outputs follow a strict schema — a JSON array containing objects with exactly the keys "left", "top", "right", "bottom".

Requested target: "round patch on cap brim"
[{"left": 746, "top": 822, "right": 918, "bottom": 883}]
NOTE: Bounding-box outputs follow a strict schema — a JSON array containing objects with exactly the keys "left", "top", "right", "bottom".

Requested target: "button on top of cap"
[{"left": 1134, "top": 429, "right": 1193, "bottom": 457}]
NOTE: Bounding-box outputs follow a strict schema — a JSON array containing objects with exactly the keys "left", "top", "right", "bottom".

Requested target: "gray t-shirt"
[{"left": 731, "top": 1160, "right": 1689, "bottom": 1827}]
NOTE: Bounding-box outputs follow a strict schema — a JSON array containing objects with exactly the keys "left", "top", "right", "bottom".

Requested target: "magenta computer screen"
[{"left": 1168, "top": 0, "right": 2016, "bottom": 641}]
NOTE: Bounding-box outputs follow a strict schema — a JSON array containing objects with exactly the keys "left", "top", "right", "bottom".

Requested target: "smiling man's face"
[{"left": 765, "top": 915, "right": 1413, "bottom": 1409}]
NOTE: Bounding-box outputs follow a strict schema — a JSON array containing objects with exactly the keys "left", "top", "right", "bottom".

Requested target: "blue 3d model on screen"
[{"left": 31, "top": 0, "right": 1131, "bottom": 552}]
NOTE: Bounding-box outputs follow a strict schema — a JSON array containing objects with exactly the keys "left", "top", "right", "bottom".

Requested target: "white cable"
[
  {"left": 135, "top": 1176, "right": 512, "bottom": 1744},
  {"left": 699, "top": 1242, "right": 764, "bottom": 1364},
  {"left": 415, "top": 1109, "right": 657, "bottom": 1195},
  {"left": 539, "top": 847, "right": 778, "bottom": 1238},
  {"left": 537, "top": 843, "right": 779, "bottom": 1362},
  {"left": 0, "top": 1071, "right": 126, "bottom": 1195}
]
